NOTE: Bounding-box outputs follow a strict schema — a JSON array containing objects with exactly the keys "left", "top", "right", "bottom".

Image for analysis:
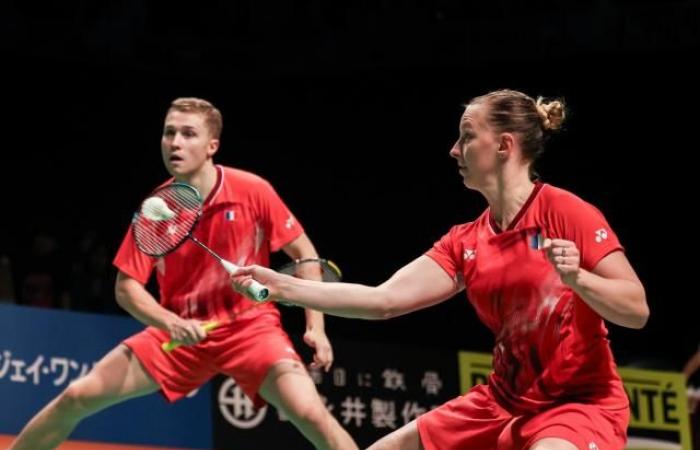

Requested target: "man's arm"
[
  {"left": 115, "top": 271, "right": 207, "bottom": 346},
  {"left": 280, "top": 233, "right": 332, "bottom": 370}
]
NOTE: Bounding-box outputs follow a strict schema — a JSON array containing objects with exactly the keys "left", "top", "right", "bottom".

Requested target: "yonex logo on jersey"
[
  {"left": 167, "top": 224, "right": 178, "bottom": 235},
  {"left": 225, "top": 210, "right": 235, "bottom": 221},
  {"left": 594, "top": 228, "right": 608, "bottom": 243},
  {"left": 463, "top": 249, "right": 476, "bottom": 261},
  {"left": 285, "top": 216, "right": 295, "bottom": 229}
]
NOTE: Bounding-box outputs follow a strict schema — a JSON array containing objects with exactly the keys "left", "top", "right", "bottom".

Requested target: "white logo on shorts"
[
  {"left": 588, "top": 442, "right": 599, "bottom": 450},
  {"left": 218, "top": 378, "right": 267, "bottom": 429}
]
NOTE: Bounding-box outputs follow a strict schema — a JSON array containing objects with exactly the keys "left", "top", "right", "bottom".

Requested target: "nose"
[
  {"left": 173, "top": 133, "right": 184, "bottom": 147},
  {"left": 169, "top": 132, "right": 184, "bottom": 148},
  {"left": 449, "top": 140, "right": 461, "bottom": 159}
]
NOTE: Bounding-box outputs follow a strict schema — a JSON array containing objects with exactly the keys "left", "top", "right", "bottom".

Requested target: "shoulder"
[{"left": 221, "top": 166, "right": 272, "bottom": 188}]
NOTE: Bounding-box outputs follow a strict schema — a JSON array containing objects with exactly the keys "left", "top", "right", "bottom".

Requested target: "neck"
[
  {"left": 481, "top": 168, "right": 535, "bottom": 230},
  {"left": 175, "top": 162, "right": 218, "bottom": 201}
]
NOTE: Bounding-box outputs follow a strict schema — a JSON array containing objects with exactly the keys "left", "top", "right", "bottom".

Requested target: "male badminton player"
[{"left": 9, "top": 98, "right": 358, "bottom": 450}]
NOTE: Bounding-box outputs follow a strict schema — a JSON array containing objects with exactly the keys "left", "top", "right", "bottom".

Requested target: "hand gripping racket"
[
  {"left": 158, "top": 258, "right": 344, "bottom": 351},
  {"left": 131, "top": 183, "right": 270, "bottom": 352}
]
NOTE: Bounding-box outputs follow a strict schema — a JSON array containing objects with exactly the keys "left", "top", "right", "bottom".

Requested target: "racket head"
[
  {"left": 277, "top": 258, "right": 342, "bottom": 282},
  {"left": 132, "top": 183, "right": 203, "bottom": 257}
]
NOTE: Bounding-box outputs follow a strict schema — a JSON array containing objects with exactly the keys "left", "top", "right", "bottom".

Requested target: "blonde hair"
[
  {"left": 535, "top": 96, "right": 565, "bottom": 131},
  {"left": 468, "top": 89, "right": 566, "bottom": 173},
  {"left": 168, "top": 97, "right": 223, "bottom": 139}
]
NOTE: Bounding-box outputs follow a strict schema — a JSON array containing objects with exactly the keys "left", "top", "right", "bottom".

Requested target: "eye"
[{"left": 458, "top": 133, "right": 473, "bottom": 146}]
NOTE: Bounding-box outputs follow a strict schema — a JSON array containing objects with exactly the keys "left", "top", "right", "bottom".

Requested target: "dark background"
[{"left": 1, "top": 1, "right": 698, "bottom": 372}]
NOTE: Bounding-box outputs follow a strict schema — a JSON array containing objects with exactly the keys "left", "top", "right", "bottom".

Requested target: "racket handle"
[
  {"left": 220, "top": 259, "right": 270, "bottom": 302},
  {"left": 161, "top": 321, "right": 219, "bottom": 352},
  {"left": 246, "top": 280, "right": 270, "bottom": 302}
]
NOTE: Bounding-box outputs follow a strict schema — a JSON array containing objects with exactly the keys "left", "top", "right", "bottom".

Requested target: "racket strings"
[
  {"left": 133, "top": 184, "right": 203, "bottom": 257},
  {"left": 279, "top": 259, "right": 342, "bottom": 282}
]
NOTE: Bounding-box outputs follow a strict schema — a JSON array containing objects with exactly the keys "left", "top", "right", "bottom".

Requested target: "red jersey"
[
  {"left": 426, "top": 182, "right": 628, "bottom": 413},
  {"left": 114, "top": 165, "right": 304, "bottom": 321}
]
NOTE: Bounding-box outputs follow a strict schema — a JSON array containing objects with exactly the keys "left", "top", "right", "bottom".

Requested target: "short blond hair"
[{"left": 168, "top": 97, "right": 223, "bottom": 139}]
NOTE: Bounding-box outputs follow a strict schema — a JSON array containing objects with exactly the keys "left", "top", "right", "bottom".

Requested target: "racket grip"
[
  {"left": 161, "top": 321, "right": 219, "bottom": 352},
  {"left": 246, "top": 280, "right": 270, "bottom": 302},
  {"left": 220, "top": 259, "right": 269, "bottom": 302}
]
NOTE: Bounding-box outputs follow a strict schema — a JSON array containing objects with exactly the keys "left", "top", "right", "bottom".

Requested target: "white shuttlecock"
[{"left": 141, "top": 197, "right": 176, "bottom": 221}]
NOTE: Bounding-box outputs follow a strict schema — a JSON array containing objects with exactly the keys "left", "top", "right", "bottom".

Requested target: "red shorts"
[
  {"left": 417, "top": 384, "right": 629, "bottom": 450},
  {"left": 123, "top": 309, "right": 301, "bottom": 408}
]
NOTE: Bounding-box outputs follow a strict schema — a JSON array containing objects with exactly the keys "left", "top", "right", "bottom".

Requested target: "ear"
[
  {"left": 497, "top": 133, "right": 515, "bottom": 160},
  {"left": 207, "top": 139, "right": 220, "bottom": 158}
]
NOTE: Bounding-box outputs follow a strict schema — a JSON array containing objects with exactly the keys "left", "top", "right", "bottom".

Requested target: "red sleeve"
[
  {"left": 425, "top": 226, "right": 463, "bottom": 280},
  {"left": 255, "top": 180, "right": 305, "bottom": 252},
  {"left": 547, "top": 193, "right": 623, "bottom": 271},
  {"left": 112, "top": 224, "right": 156, "bottom": 285}
]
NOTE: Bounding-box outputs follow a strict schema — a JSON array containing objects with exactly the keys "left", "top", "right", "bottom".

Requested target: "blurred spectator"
[
  {"left": 0, "top": 253, "right": 14, "bottom": 301},
  {"left": 0, "top": 230, "right": 15, "bottom": 301},
  {"left": 68, "top": 230, "right": 121, "bottom": 314},
  {"left": 17, "top": 231, "right": 69, "bottom": 309}
]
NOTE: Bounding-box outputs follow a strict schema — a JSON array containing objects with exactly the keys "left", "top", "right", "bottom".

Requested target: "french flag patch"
[
  {"left": 530, "top": 231, "right": 544, "bottom": 249},
  {"left": 225, "top": 210, "right": 235, "bottom": 221}
]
